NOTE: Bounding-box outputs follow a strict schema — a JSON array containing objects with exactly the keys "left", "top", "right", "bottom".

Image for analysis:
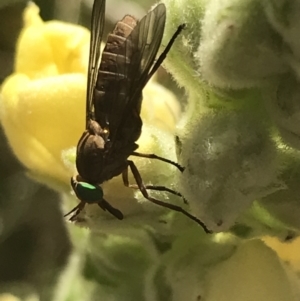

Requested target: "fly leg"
[
  {"left": 131, "top": 151, "right": 184, "bottom": 172},
  {"left": 123, "top": 160, "right": 211, "bottom": 233},
  {"left": 142, "top": 185, "right": 188, "bottom": 204},
  {"left": 146, "top": 24, "right": 186, "bottom": 82},
  {"left": 98, "top": 199, "right": 124, "bottom": 220},
  {"left": 64, "top": 201, "right": 86, "bottom": 221},
  {"left": 122, "top": 179, "right": 188, "bottom": 205}
]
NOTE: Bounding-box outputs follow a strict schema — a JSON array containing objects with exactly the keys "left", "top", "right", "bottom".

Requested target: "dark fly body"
[{"left": 65, "top": 0, "right": 210, "bottom": 233}]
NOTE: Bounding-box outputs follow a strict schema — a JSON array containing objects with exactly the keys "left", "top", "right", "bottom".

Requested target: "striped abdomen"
[{"left": 94, "top": 15, "right": 140, "bottom": 132}]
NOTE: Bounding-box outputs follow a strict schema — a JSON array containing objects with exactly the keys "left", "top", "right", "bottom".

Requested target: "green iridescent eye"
[{"left": 74, "top": 181, "right": 104, "bottom": 204}]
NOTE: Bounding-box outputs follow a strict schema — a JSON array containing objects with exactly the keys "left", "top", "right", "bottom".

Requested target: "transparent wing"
[
  {"left": 125, "top": 3, "right": 166, "bottom": 100},
  {"left": 105, "top": 4, "right": 166, "bottom": 145},
  {"left": 86, "top": 0, "right": 106, "bottom": 128}
]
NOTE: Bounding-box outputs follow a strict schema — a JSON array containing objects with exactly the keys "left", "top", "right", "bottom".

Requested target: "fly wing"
[
  {"left": 93, "top": 15, "right": 138, "bottom": 133},
  {"left": 86, "top": 0, "right": 106, "bottom": 129},
  {"left": 105, "top": 4, "right": 166, "bottom": 146},
  {"left": 125, "top": 3, "right": 166, "bottom": 96}
]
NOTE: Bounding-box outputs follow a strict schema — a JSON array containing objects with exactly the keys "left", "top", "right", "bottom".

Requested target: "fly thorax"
[
  {"left": 76, "top": 128, "right": 107, "bottom": 183},
  {"left": 89, "top": 119, "right": 110, "bottom": 141}
]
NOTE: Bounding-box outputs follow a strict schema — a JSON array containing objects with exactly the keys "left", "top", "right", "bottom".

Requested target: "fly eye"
[{"left": 73, "top": 181, "right": 104, "bottom": 203}]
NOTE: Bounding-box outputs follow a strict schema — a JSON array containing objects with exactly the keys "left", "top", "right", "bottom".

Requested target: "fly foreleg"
[
  {"left": 64, "top": 201, "right": 86, "bottom": 221},
  {"left": 98, "top": 199, "right": 124, "bottom": 220}
]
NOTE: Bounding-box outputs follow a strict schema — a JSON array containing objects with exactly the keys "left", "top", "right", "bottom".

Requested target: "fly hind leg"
[
  {"left": 123, "top": 160, "right": 211, "bottom": 233},
  {"left": 122, "top": 180, "right": 188, "bottom": 205}
]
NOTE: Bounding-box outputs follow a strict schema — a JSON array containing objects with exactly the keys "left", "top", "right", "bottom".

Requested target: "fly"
[{"left": 64, "top": 0, "right": 210, "bottom": 233}]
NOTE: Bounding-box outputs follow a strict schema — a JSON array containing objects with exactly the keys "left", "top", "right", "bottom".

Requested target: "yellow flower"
[
  {"left": 0, "top": 3, "right": 180, "bottom": 191},
  {"left": 0, "top": 3, "right": 89, "bottom": 189}
]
